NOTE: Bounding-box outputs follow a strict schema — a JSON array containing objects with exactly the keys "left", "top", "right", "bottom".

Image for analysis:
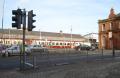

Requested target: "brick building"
[{"left": 98, "top": 8, "right": 120, "bottom": 49}]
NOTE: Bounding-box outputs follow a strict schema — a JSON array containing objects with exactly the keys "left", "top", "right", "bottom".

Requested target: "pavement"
[
  {"left": 1, "top": 59, "right": 120, "bottom": 78},
  {"left": 1, "top": 49, "right": 120, "bottom": 78}
]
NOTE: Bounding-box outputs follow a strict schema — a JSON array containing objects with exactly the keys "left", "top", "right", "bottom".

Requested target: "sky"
[{"left": 0, "top": 0, "right": 120, "bottom": 35}]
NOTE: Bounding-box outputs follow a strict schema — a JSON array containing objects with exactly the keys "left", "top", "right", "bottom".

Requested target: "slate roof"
[{"left": 0, "top": 29, "right": 85, "bottom": 39}]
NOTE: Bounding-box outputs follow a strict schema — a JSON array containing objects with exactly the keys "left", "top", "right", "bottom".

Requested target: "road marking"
[
  {"left": 25, "top": 62, "right": 33, "bottom": 67},
  {"left": 55, "top": 62, "right": 69, "bottom": 66}
]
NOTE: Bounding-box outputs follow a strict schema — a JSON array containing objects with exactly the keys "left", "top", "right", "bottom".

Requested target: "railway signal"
[
  {"left": 12, "top": 8, "right": 22, "bottom": 29},
  {"left": 28, "top": 10, "right": 36, "bottom": 31}
]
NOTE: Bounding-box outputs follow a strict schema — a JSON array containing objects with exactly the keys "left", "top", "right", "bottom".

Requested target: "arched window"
[
  {"left": 110, "top": 22, "right": 113, "bottom": 30},
  {"left": 102, "top": 24, "right": 105, "bottom": 31}
]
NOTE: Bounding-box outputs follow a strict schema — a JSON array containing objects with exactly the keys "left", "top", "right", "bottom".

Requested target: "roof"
[{"left": 0, "top": 29, "right": 84, "bottom": 39}]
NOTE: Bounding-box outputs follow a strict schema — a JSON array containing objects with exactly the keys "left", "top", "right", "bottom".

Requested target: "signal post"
[{"left": 12, "top": 8, "right": 36, "bottom": 70}]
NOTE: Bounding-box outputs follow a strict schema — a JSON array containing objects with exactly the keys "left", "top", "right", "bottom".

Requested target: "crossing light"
[
  {"left": 12, "top": 8, "right": 22, "bottom": 29},
  {"left": 28, "top": 10, "right": 36, "bottom": 31}
]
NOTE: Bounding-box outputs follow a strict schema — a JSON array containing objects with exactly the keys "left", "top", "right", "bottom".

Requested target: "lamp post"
[
  {"left": 8, "top": 28, "right": 11, "bottom": 45},
  {"left": 70, "top": 26, "right": 72, "bottom": 48},
  {"left": 109, "top": 31, "right": 115, "bottom": 57},
  {"left": 1, "top": 0, "right": 5, "bottom": 44},
  {"left": 39, "top": 29, "right": 41, "bottom": 44},
  {"left": 112, "top": 35, "right": 115, "bottom": 57}
]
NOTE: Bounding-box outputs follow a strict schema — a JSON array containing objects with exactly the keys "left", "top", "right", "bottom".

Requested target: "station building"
[
  {"left": 98, "top": 8, "right": 120, "bottom": 49},
  {"left": 0, "top": 29, "right": 88, "bottom": 48}
]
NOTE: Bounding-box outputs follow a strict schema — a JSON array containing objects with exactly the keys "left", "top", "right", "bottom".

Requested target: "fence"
[{"left": 1, "top": 48, "right": 120, "bottom": 78}]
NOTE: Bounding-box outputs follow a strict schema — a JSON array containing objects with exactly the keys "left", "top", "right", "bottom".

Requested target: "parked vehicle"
[
  {"left": 27, "top": 45, "right": 48, "bottom": 52},
  {"left": 1, "top": 45, "right": 31, "bottom": 56},
  {"left": 75, "top": 44, "right": 95, "bottom": 51}
]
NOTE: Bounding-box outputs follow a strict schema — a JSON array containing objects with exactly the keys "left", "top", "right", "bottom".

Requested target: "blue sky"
[{"left": 0, "top": 0, "right": 120, "bottom": 35}]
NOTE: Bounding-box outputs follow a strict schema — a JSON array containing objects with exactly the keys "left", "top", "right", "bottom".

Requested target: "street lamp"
[
  {"left": 109, "top": 31, "right": 115, "bottom": 56},
  {"left": 70, "top": 26, "right": 72, "bottom": 48},
  {"left": 39, "top": 29, "right": 41, "bottom": 44},
  {"left": 1, "top": 0, "right": 5, "bottom": 44}
]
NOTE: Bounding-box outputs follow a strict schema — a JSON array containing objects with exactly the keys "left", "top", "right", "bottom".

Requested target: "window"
[
  {"left": 52, "top": 42, "right": 55, "bottom": 45},
  {"left": 102, "top": 24, "right": 105, "bottom": 31},
  {"left": 65, "top": 43, "right": 66, "bottom": 45},
  {"left": 119, "top": 22, "right": 120, "bottom": 29},
  {"left": 56, "top": 43, "right": 59, "bottom": 45},
  {"left": 110, "top": 22, "right": 113, "bottom": 30},
  {"left": 42, "top": 42, "right": 44, "bottom": 45},
  {"left": 67, "top": 43, "right": 70, "bottom": 45},
  {"left": 60, "top": 43, "right": 62, "bottom": 45}
]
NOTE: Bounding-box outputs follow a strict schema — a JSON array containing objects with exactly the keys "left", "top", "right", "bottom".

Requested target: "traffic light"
[
  {"left": 28, "top": 10, "right": 36, "bottom": 31},
  {"left": 12, "top": 8, "right": 22, "bottom": 29}
]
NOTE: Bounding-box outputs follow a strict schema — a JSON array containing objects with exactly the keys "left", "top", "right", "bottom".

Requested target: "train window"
[
  {"left": 47, "top": 42, "right": 49, "bottom": 45},
  {"left": 42, "top": 42, "right": 44, "bottom": 45},
  {"left": 14, "top": 41, "right": 16, "bottom": 44},
  {"left": 5, "top": 41, "right": 7, "bottom": 44},
  {"left": 65, "top": 43, "right": 66, "bottom": 45},
  {"left": 56, "top": 43, "right": 59, "bottom": 45},
  {"left": 67, "top": 43, "right": 70, "bottom": 45},
  {"left": 8, "top": 41, "right": 10, "bottom": 44},
  {"left": 52, "top": 42, "right": 55, "bottom": 45},
  {"left": 60, "top": 43, "right": 62, "bottom": 45}
]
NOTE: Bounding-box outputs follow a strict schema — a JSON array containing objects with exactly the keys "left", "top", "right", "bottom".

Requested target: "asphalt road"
[{"left": 0, "top": 49, "right": 120, "bottom": 70}]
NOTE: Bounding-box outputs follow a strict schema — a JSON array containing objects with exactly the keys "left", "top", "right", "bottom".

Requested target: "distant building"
[
  {"left": 83, "top": 33, "right": 98, "bottom": 48},
  {"left": 98, "top": 8, "right": 120, "bottom": 49},
  {"left": 0, "top": 29, "right": 88, "bottom": 48}
]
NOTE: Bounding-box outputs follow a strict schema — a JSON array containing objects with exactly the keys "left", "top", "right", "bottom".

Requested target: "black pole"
[
  {"left": 112, "top": 37, "right": 115, "bottom": 57},
  {"left": 23, "top": 9, "right": 26, "bottom": 70}
]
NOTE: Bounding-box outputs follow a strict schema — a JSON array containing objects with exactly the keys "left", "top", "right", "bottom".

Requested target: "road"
[{"left": 0, "top": 49, "right": 120, "bottom": 70}]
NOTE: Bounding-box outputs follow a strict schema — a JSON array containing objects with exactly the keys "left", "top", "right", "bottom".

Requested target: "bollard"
[
  {"left": 33, "top": 56, "right": 36, "bottom": 69},
  {"left": 101, "top": 48, "right": 103, "bottom": 58},
  {"left": 86, "top": 50, "right": 88, "bottom": 61},
  {"left": 112, "top": 48, "right": 115, "bottom": 57}
]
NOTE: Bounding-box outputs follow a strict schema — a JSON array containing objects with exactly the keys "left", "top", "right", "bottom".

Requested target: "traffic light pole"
[
  {"left": 20, "top": 9, "right": 26, "bottom": 70},
  {"left": 12, "top": 8, "right": 36, "bottom": 70},
  {"left": 22, "top": 9, "right": 26, "bottom": 70}
]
